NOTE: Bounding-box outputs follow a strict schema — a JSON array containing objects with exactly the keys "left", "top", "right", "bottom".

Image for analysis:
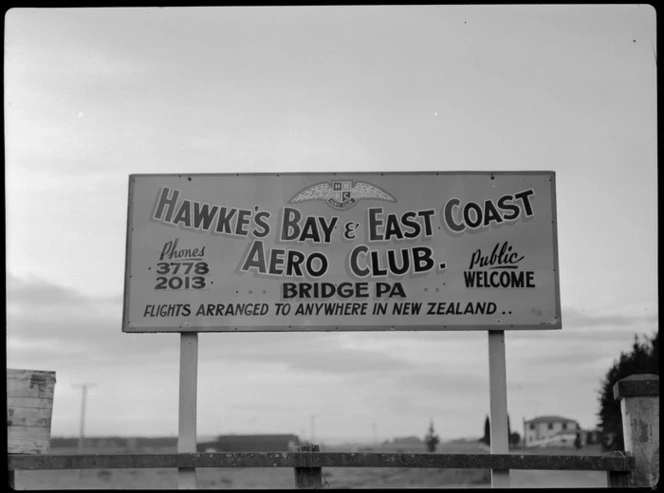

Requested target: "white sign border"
[{"left": 122, "top": 171, "right": 561, "bottom": 333}]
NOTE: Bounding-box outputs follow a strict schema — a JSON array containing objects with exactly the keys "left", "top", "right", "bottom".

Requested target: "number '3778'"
[{"left": 156, "top": 262, "right": 209, "bottom": 275}]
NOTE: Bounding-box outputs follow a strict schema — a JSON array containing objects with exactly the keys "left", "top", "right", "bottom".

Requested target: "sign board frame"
[{"left": 122, "top": 171, "right": 561, "bottom": 333}]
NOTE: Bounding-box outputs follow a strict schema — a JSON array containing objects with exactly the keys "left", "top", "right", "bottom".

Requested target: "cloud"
[
  {"left": 7, "top": 273, "right": 90, "bottom": 306},
  {"left": 395, "top": 369, "right": 487, "bottom": 393},
  {"left": 205, "top": 333, "right": 415, "bottom": 375},
  {"left": 7, "top": 274, "right": 176, "bottom": 369},
  {"left": 561, "top": 306, "right": 657, "bottom": 327}
]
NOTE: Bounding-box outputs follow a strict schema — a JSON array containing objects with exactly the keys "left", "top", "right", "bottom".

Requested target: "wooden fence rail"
[
  {"left": 8, "top": 451, "right": 634, "bottom": 471},
  {"left": 8, "top": 451, "right": 635, "bottom": 489},
  {"left": 7, "top": 451, "right": 635, "bottom": 488}
]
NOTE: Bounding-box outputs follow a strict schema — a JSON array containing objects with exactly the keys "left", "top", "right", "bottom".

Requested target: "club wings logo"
[{"left": 289, "top": 180, "right": 396, "bottom": 210}]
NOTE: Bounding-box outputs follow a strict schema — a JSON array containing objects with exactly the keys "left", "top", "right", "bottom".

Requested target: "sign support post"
[
  {"left": 178, "top": 332, "right": 198, "bottom": 489},
  {"left": 488, "top": 330, "right": 510, "bottom": 488}
]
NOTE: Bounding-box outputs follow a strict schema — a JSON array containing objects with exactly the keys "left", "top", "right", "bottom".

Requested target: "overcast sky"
[{"left": 5, "top": 5, "right": 657, "bottom": 444}]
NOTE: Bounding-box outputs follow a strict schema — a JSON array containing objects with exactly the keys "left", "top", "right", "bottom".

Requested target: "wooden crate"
[{"left": 7, "top": 369, "right": 56, "bottom": 454}]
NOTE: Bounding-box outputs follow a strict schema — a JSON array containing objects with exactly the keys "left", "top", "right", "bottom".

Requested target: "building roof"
[
  {"left": 524, "top": 415, "right": 579, "bottom": 425},
  {"left": 217, "top": 434, "right": 299, "bottom": 440},
  {"left": 197, "top": 434, "right": 301, "bottom": 452}
]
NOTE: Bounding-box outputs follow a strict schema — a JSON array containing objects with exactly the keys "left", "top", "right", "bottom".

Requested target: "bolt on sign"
[{"left": 122, "top": 172, "right": 561, "bottom": 332}]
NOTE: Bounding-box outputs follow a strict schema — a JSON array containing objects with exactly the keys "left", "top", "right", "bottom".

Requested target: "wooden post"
[
  {"left": 7, "top": 368, "right": 57, "bottom": 490},
  {"left": 178, "top": 333, "right": 198, "bottom": 489},
  {"left": 612, "top": 373, "right": 659, "bottom": 488},
  {"left": 488, "top": 330, "right": 510, "bottom": 488},
  {"left": 7, "top": 369, "right": 56, "bottom": 455},
  {"left": 294, "top": 444, "right": 322, "bottom": 489}
]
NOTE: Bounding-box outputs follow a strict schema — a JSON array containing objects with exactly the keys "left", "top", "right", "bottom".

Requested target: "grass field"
[{"left": 12, "top": 442, "right": 608, "bottom": 489}]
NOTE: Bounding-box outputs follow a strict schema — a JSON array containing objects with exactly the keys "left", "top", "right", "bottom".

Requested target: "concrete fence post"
[
  {"left": 7, "top": 369, "right": 57, "bottom": 491},
  {"left": 294, "top": 444, "right": 322, "bottom": 489},
  {"left": 613, "top": 373, "right": 659, "bottom": 488}
]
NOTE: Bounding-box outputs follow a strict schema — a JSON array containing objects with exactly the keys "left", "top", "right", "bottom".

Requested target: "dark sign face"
[{"left": 123, "top": 171, "right": 561, "bottom": 333}]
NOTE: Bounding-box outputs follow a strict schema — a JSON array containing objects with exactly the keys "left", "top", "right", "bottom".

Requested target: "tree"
[
  {"left": 424, "top": 419, "right": 440, "bottom": 453},
  {"left": 597, "top": 331, "right": 658, "bottom": 451},
  {"left": 479, "top": 415, "right": 490, "bottom": 446},
  {"left": 480, "top": 414, "right": 519, "bottom": 447}
]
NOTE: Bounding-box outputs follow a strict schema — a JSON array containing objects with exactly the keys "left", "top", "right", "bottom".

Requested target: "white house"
[{"left": 523, "top": 416, "right": 580, "bottom": 448}]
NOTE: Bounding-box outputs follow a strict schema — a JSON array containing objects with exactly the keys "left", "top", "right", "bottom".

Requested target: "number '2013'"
[{"left": 155, "top": 276, "right": 206, "bottom": 290}]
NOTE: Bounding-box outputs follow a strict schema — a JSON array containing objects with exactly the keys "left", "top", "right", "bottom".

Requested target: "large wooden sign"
[{"left": 123, "top": 172, "right": 560, "bottom": 332}]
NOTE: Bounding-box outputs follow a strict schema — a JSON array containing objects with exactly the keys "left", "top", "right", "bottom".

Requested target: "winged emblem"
[{"left": 289, "top": 181, "right": 396, "bottom": 210}]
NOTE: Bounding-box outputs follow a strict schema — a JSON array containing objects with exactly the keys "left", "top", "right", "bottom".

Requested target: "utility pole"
[
  {"left": 310, "top": 415, "right": 317, "bottom": 445},
  {"left": 73, "top": 383, "right": 96, "bottom": 453},
  {"left": 372, "top": 422, "right": 377, "bottom": 448}
]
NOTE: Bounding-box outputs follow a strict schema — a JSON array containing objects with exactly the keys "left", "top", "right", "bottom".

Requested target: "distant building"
[
  {"left": 378, "top": 436, "right": 425, "bottom": 452},
  {"left": 197, "top": 434, "right": 301, "bottom": 452},
  {"left": 523, "top": 416, "right": 580, "bottom": 448},
  {"left": 49, "top": 436, "right": 177, "bottom": 453},
  {"left": 579, "top": 428, "right": 600, "bottom": 446},
  {"left": 391, "top": 436, "right": 423, "bottom": 446}
]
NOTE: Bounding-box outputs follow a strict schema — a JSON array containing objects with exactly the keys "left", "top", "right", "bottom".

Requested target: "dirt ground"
[{"left": 11, "top": 442, "right": 608, "bottom": 489}]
